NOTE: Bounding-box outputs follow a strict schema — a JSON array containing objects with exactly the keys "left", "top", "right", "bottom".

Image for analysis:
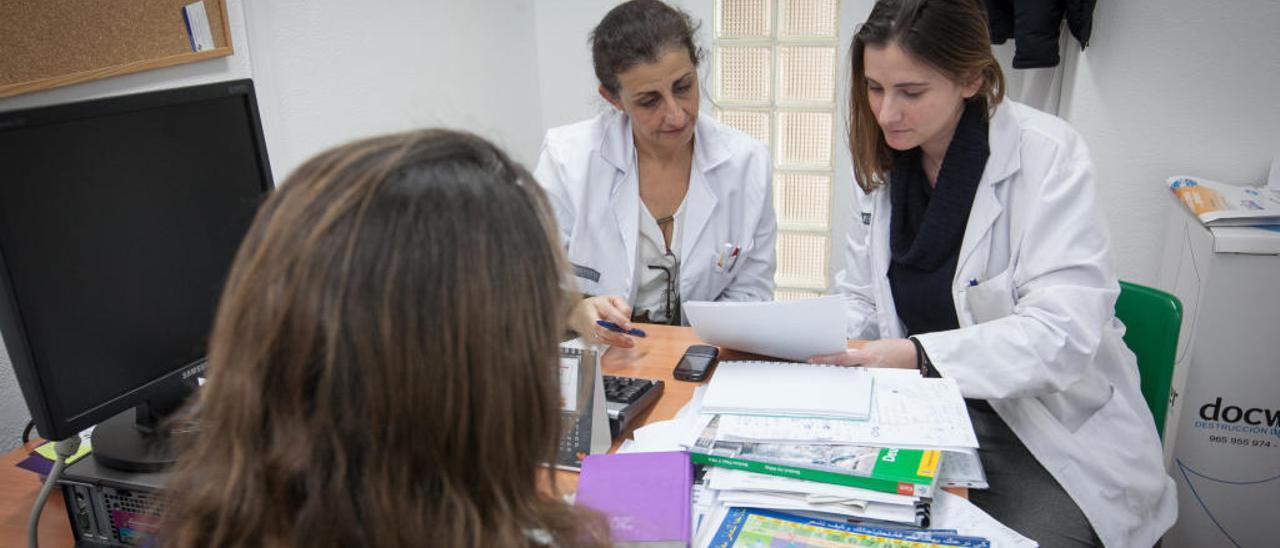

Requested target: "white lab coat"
[
  {"left": 535, "top": 110, "right": 776, "bottom": 316},
  {"left": 834, "top": 101, "right": 1176, "bottom": 547}
]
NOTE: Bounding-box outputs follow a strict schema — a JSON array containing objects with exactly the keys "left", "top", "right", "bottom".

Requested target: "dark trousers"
[{"left": 966, "top": 399, "right": 1103, "bottom": 547}]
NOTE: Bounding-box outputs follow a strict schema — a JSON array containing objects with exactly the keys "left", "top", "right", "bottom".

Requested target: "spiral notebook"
[{"left": 700, "top": 361, "right": 874, "bottom": 420}]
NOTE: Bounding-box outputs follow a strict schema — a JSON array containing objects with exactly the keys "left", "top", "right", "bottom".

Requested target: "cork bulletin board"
[{"left": 0, "top": 0, "right": 234, "bottom": 99}]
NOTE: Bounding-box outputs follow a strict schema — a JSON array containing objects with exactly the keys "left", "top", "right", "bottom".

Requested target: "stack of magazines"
[
  {"left": 1167, "top": 175, "right": 1280, "bottom": 227},
  {"left": 680, "top": 364, "right": 986, "bottom": 546},
  {"left": 703, "top": 507, "right": 993, "bottom": 547}
]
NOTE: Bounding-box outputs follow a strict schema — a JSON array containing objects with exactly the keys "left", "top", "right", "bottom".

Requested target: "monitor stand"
[{"left": 91, "top": 392, "right": 190, "bottom": 473}]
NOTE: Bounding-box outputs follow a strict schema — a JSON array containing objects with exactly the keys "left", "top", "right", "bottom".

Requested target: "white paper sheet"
[
  {"left": 630, "top": 418, "right": 694, "bottom": 452},
  {"left": 700, "top": 361, "right": 874, "bottom": 420},
  {"left": 711, "top": 490, "right": 922, "bottom": 524},
  {"left": 939, "top": 448, "right": 989, "bottom": 489},
  {"left": 624, "top": 386, "right": 707, "bottom": 453},
  {"left": 931, "top": 490, "right": 1038, "bottom": 547},
  {"left": 684, "top": 296, "right": 847, "bottom": 361},
  {"left": 714, "top": 374, "right": 979, "bottom": 449},
  {"left": 704, "top": 467, "right": 918, "bottom": 506},
  {"left": 182, "top": 2, "right": 214, "bottom": 52},
  {"left": 691, "top": 483, "right": 717, "bottom": 542}
]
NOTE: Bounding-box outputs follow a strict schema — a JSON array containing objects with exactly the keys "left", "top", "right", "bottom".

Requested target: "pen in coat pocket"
[{"left": 715, "top": 242, "right": 733, "bottom": 271}]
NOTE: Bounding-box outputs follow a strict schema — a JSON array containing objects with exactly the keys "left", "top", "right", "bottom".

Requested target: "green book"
[{"left": 688, "top": 415, "right": 942, "bottom": 499}]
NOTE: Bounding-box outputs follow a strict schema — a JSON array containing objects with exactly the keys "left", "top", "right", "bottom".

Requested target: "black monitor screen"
[{"left": 0, "top": 80, "right": 271, "bottom": 440}]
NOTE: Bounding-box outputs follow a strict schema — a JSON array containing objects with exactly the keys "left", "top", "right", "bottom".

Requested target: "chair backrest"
[{"left": 1115, "top": 281, "right": 1182, "bottom": 439}]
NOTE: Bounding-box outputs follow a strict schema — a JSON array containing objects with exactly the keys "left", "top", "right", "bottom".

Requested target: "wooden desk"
[
  {"left": 553, "top": 326, "right": 965, "bottom": 499},
  {"left": 1, "top": 441, "right": 75, "bottom": 548},
  {"left": 0, "top": 325, "right": 954, "bottom": 545},
  {"left": 554, "top": 324, "right": 710, "bottom": 492}
]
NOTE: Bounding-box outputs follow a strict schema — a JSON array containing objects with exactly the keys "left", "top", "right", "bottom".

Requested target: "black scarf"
[{"left": 889, "top": 100, "right": 990, "bottom": 271}]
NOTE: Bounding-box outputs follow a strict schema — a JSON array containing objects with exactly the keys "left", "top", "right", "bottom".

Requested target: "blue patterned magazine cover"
[{"left": 707, "top": 507, "right": 989, "bottom": 548}]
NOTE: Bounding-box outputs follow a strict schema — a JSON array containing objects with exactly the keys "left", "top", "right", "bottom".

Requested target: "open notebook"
[{"left": 700, "top": 361, "right": 874, "bottom": 420}]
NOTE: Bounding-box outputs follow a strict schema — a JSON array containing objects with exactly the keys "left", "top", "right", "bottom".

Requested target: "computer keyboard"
[{"left": 603, "top": 375, "right": 663, "bottom": 439}]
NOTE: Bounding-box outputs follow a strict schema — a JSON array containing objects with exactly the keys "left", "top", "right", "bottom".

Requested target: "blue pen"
[{"left": 596, "top": 320, "right": 647, "bottom": 337}]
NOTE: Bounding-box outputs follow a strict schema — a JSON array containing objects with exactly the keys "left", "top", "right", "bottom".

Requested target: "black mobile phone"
[{"left": 674, "top": 344, "right": 719, "bottom": 382}]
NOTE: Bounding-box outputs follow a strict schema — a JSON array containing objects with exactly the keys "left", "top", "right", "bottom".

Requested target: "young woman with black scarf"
[{"left": 808, "top": 1, "right": 1176, "bottom": 546}]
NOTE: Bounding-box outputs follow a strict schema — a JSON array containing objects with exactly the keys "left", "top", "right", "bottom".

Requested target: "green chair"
[{"left": 1114, "top": 281, "right": 1183, "bottom": 439}]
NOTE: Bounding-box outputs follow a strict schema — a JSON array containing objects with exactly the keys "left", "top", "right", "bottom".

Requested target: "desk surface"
[
  {"left": 1, "top": 440, "right": 73, "bottom": 548},
  {"left": 554, "top": 324, "right": 711, "bottom": 492},
  {"left": 0, "top": 325, "right": 954, "bottom": 545},
  {"left": 0, "top": 325, "right": 706, "bottom": 546}
]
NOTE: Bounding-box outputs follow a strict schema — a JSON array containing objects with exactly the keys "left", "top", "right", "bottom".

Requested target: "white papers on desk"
[
  {"left": 700, "top": 361, "right": 874, "bottom": 420},
  {"left": 683, "top": 296, "right": 846, "bottom": 361},
  {"left": 623, "top": 386, "right": 707, "bottom": 453},
  {"left": 939, "top": 448, "right": 988, "bottom": 489},
  {"left": 704, "top": 468, "right": 917, "bottom": 506},
  {"left": 931, "top": 490, "right": 1038, "bottom": 547},
  {"left": 711, "top": 491, "right": 925, "bottom": 525},
  {"left": 713, "top": 373, "right": 978, "bottom": 450}
]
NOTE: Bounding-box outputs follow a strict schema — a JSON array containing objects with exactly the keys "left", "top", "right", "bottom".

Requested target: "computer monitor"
[{"left": 0, "top": 79, "right": 273, "bottom": 472}]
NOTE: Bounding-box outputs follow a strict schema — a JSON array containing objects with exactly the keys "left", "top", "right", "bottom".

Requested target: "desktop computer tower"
[{"left": 57, "top": 457, "right": 167, "bottom": 547}]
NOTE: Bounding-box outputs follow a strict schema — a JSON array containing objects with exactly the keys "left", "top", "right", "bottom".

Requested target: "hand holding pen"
[{"left": 569, "top": 295, "right": 640, "bottom": 348}]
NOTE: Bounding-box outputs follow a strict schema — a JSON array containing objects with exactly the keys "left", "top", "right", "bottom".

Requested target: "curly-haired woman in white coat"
[{"left": 535, "top": 0, "right": 776, "bottom": 348}]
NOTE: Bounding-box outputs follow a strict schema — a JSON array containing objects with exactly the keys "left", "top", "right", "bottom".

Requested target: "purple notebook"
[{"left": 575, "top": 451, "right": 693, "bottom": 546}]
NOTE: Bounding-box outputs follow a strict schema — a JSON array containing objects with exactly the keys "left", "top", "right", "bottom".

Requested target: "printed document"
[
  {"left": 684, "top": 296, "right": 846, "bottom": 361},
  {"left": 700, "top": 361, "right": 874, "bottom": 420},
  {"left": 713, "top": 373, "right": 979, "bottom": 450}
]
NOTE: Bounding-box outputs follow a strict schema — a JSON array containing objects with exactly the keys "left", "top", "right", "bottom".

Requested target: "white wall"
[
  {"left": 0, "top": 0, "right": 544, "bottom": 451},
  {"left": 245, "top": 0, "right": 545, "bottom": 179},
  {"left": 831, "top": 1, "right": 876, "bottom": 282},
  {"left": 532, "top": 0, "right": 715, "bottom": 133},
  {"left": 1057, "top": 0, "right": 1280, "bottom": 284},
  {"left": 532, "top": 0, "right": 615, "bottom": 131}
]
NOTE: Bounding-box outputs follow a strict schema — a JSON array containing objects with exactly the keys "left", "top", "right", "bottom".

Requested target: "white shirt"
[
  {"left": 633, "top": 201, "right": 683, "bottom": 323},
  {"left": 534, "top": 110, "right": 777, "bottom": 316}
]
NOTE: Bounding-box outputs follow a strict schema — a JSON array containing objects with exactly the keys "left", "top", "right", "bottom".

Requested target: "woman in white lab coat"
[
  {"left": 810, "top": 1, "right": 1176, "bottom": 546},
  {"left": 534, "top": 0, "right": 776, "bottom": 347}
]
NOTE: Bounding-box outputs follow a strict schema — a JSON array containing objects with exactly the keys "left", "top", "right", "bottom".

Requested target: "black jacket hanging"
[{"left": 984, "top": 0, "right": 1096, "bottom": 69}]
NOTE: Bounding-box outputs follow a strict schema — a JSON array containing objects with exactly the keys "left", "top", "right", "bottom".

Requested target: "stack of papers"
[
  {"left": 1168, "top": 175, "right": 1280, "bottom": 227},
  {"left": 618, "top": 368, "right": 1024, "bottom": 546},
  {"left": 697, "top": 506, "right": 997, "bottom": 548},
  {"left": 711, "top": 370, "right": 979, "bottom": 450},
  {"left": 688, "top": 367, "right": 988, "bottom": 540},
  {"left": 699, "top": 361, "right": 874, "bottom": 420}
]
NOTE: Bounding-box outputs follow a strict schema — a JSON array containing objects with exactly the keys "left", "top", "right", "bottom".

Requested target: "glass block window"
[
  {"left": 780, "top": 0, "right": 839, "bottom": 38},
  {"left": 776, "top": 231, "right": 829, "bottom": 287},
  {"left": 715, "top": 47, "right": 772, "bottom": 103},
  {"left": 715, "top": 109, "right": 771, "bottom": 146},
  {"left": 775, "top": 172, "right": 831, "bottom": 227},
  {"left": 778, "top": 46, "right": 835, "bottom": 103},
  {"left": 775, "top": 288, "right": 824, "bottom": 301},
  {"left": 713, "top": 0, "right": 840, "bottom": 298},
  {"left": 777, "top": 111, "right": 833, "bottom": 167},
  {"left": 717, "top": 0, "right": 772, "bottom": 38}
]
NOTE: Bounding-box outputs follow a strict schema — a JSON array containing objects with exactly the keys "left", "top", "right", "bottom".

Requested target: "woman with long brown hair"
[
  {"left": 811, "top": 0, "right": 1175, "bottom": 546},
  {"left": 162, "top": 129, "right": 608, "bottom": 547}
]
